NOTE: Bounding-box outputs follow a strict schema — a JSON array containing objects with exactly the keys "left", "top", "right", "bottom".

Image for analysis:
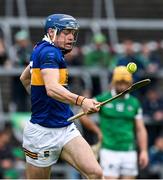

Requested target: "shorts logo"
[{"left": 44, "top": 151, "right": 50, "bottom": 157}]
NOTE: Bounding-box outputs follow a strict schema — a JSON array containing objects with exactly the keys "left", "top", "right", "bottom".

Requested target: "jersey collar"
[
  {"left": 42, "top": 35, "right": 55, "bottom": 46},
  {"left": 42, "top": 35, "right": 62, "bottom": 54}
]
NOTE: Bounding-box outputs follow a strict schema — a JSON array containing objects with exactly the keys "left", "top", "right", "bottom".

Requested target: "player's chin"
[
  {"left": 63, "top": 48, "right": 73, "bottom": 54},
  {"left": 65, "top": 47, "right": 73, "bottom": 51},
  {"left": 64, "top": 46, "right": 73, "bottom": 53},
  {"left": 116, "top": 88, "right": 125, "bottom": 94}
]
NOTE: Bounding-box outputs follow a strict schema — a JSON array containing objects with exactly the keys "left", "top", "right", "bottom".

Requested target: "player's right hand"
[{"left": 81, "top": 98, "right": 101, "bottom": 114}]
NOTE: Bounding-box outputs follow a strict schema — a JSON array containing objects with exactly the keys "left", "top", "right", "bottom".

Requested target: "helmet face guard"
[
  {"left": 57, "top": 28, "right": 79, "bottom": 45},
  {"left": 44, "top": 14, "right": 79, "bottom": 50}
]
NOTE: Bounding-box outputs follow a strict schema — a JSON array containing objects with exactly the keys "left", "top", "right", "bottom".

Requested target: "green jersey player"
[{"left": 80, "top": 66, "right": 149, "bottom": 179}]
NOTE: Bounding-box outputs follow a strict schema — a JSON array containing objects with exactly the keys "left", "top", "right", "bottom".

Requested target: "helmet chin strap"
[
  {"left": 45, "top": 29, "right": 57, "bottom": 44},
  {"left": 51, "top": 29, "right": 57, "bottom": 42},
  {"left": 44, "top": 29, "right": 73, "bottom": 54}
]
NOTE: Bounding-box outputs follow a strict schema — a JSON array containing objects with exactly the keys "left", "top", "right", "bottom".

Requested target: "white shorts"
[
  {"left": 23, "top": 121, "right": 81, "bottom": 167},
  {"left": 100, "top": 148, "right": 138, "bottom": 177}
]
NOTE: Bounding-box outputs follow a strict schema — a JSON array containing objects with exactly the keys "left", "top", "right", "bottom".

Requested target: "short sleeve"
[
  {"left": 40, "top": 49, "right": 59, "bottom": 69},
  {"left": 135, "top": 107, "right": 143, "bottom": 120},
  {"left": 135, "top": 99, "right": 143, "bottom": 120}
]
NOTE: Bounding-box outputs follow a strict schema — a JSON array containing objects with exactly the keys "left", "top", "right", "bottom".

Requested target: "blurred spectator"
[
  {"left": 142, "top": 88, "right": 163, "bottom": 147},
  {"left": 9, "top": 30, "right": 32, "bottom": 112},
  {"left": 0, "top": 122, "right": 25, "bottom": 179},
  {"left": 0, "top": 37, "right": 11, "bottom": 68},
  {"left": 10, "top": 30, "right": 32, "bottom": 67},
  {"left": 117, "top": 39, "right": 145, "bottom": 82},
  {"left": 138, "top": 42, "right": 161, "bottom": 74},
  {"left": 0, "top": 123, "right": 14, "bottom": 178},
  {"left": 142, "top": 88, "right": 163, "bottom": 122},
  {"left": 69, "top": 76, "right": 86, "bottom": 94},
  {"left": 82, "top": 33, "right": 112, "bottom": 96},
  {"left": 148, "top": 135, "right": 163, "bottom": 179},
  {"left": 65, "top": 46, "right": 83, "bottom": 66},
  {"left": 10, "top": 147, "right": 25, "bottom": 179},
  {"left": 157, "top": 40, "right": 163, "bottom": 67},
  {"left": 149, "top": 135, "right": 163, "bottom": 165},
  {"left": 107, "top": 46, "right": 119, "bottom": 71},
  {"left": 83, "top": 33, "right": 111, "bottom": 67},
  {"left": 0, "top": 36, "right": 13, "bottom": 112}
]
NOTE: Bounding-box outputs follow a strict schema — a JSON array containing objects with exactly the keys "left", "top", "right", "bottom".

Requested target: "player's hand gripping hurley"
[{"left": 68, "top": 79, "right": 151, "bottom": 122}]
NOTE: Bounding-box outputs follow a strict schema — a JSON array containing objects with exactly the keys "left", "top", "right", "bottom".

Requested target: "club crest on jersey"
[
  {"left": 127, "top": 106, "right": 134, "bottom": 111},
  {"left": 105, "top": 103, "right": 113, "bottom": 108},
  {"left": 116, "top": 103, "right": 124, "bottom": 112}
]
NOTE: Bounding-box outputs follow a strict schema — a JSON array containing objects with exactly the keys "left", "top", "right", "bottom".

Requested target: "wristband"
[
  {"left": 75, "top": 96, "right": 86, "bottom": 106},
  {"left": 81, "top": 97, "right": 87, "bottom": 106},
  {"left": 75, "top": 95, "right": 80, "bottom": 105}
]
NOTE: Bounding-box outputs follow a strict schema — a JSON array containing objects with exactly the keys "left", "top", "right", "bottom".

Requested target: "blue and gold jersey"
[{"left": 30, "top": 41, "right": 73, "bottom": 128}]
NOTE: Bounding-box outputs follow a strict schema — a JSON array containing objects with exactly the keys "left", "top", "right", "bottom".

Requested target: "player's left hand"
[{"left": 139, "top": 150, "right": 149, "bottom": 169}]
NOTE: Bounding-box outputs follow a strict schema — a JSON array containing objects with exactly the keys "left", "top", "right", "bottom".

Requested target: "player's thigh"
[
  {"left": 60, "top": 136, "right": 101, "bottom": 175},
  {"left": 26, "top": 162, "right": 51, "bottom": 179}
]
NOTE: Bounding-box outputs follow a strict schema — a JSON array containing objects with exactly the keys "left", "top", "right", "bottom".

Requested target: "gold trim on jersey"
[
  {"left": 31, "top": 68, "right": 68, "bottom": 86},
  {"left": 31, "top": 68, "right": 44, "bottom": 85},
  {"left": 59, "top": 69, "right": 68, "bottom": 85}
]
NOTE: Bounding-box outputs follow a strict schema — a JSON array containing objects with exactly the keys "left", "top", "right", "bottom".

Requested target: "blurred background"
[{"left": 0, "top": 0, "right": 163, "bottom": 179}]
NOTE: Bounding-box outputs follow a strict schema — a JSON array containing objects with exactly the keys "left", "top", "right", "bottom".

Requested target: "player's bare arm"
[
  {"left": 136, "top": 119, "right": 149, "bottom": 168},
  {"left": 20, "top": 64, "right": 31, "bottom": 94},
  {"left": 80, "top": 115, "right": 103, "bottom": 142},
  {"left": 41, "top": 68, "right": 100, "bottom": 114}
]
